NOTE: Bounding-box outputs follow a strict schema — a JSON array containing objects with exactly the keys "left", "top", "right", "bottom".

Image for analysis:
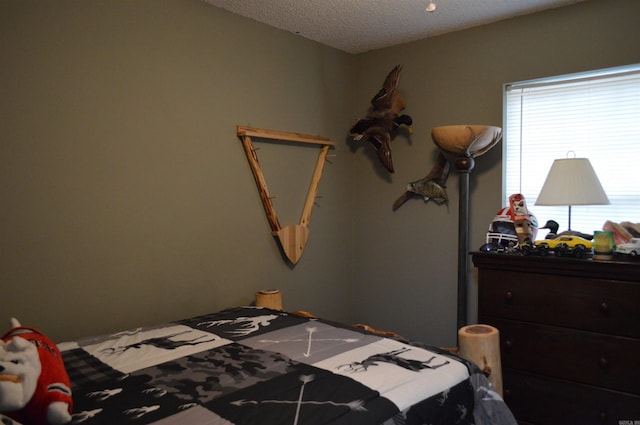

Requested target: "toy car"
[
  {"left": 614, "top": 238, "right": 640, "bottom": 256},
  {"left": 532, "top": 235, "right": 594, "bottom": 258}
]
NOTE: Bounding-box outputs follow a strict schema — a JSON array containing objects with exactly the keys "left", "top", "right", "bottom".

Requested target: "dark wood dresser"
[{"left": 472, "top": 252, "right": 640, "bottom": 425}]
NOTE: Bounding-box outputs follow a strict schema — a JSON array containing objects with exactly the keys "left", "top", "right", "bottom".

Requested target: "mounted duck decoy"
[
  {"left": 349, "top": 65, "right": 412, "bottom": 173},
  {"left": 393, "top": 151, "right": 450, "bottom": 210}
]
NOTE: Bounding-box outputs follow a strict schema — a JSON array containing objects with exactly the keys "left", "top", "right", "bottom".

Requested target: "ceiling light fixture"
[{"left": 426, "top": 0, "right": 436, "bottom": 12}]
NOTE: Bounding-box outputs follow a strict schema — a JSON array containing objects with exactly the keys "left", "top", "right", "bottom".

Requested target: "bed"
[{"left": 10, "top": 306, "right": 517, "bottom": 425}]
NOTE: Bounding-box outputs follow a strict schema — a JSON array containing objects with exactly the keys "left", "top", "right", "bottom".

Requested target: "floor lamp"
[{"left": 431, "top": 125, "right": 502, "bottom": 332}]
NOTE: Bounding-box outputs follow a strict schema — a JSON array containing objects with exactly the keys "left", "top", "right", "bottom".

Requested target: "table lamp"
[{"left": 535, "top": 156, "right": 609, "bottom": 231}]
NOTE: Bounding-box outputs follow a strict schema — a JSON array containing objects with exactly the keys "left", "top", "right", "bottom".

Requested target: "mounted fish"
[
  {"left": 349, "top": 65, "right": 412, "bottom": 173},
  {"left": 393, "top": 151, "right": 450, "bottom": 210}
]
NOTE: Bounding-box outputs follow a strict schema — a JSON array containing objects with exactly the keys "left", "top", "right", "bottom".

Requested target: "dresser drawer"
[
  {"left": 485, "top": 318, "right": 640, "bottom": 394},
  {"left": 503, "top": 368, "right": 640, "bottom": 425},
  {"left": 478, "top": 269, "right": 640, "bottom": 338}
]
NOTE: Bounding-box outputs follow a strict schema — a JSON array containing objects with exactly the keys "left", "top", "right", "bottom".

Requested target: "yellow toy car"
[{"left": 533, "top": 235, "right": 593, "bottom": 258}]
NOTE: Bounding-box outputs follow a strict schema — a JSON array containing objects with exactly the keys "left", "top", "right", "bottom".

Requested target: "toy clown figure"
[{"left": 0, "top": 318, "right": 72, "bottom": 425}]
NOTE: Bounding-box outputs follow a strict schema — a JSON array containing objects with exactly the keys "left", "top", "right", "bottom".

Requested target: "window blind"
[{"left": 503, "top": 64, "right": 640, "bottom": 235}]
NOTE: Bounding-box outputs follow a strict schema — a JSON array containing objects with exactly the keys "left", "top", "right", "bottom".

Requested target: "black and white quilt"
[{"left": 54, "top": 307, "right": 516, "bottom": 425}]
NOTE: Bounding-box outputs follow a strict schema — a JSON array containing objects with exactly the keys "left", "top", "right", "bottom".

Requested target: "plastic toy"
[
  {"left": 484, "top": 193, "right": 538, "bottom": 249},
  {"left": 615, "top": 237, "right": 640, "bottom": 256},
  {"left": 521, "top": 235, "right": 594, "bottom": 258}
]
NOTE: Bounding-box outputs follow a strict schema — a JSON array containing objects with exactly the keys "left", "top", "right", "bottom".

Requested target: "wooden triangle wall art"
[{"left": 237, "top": 125, "right": 335, "bottom": 264}]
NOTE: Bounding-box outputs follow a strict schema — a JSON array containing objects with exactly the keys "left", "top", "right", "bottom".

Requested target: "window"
[{"left": 503, "top": 64, "right": 640, "bottom": 235}]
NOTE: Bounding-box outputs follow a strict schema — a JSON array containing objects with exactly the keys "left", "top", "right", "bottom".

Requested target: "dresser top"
[{"left": 471, "top": 252, "right": 640, "bottom": 282}]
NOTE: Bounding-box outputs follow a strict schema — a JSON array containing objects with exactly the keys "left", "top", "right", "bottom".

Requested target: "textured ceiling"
[{"left": 203, "top": 0, "right": 586, "bottom": 54}]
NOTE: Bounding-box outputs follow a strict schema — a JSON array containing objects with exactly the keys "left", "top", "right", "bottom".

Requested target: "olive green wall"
[
  {"left": 1, "top": 0, "right": 356, "bottom": 341},
  {"left": 2, "top": 0, "right": 639, "bottom": 345},
  {"left": 349, "top": 0, "right": 640, "bottom": 345}
]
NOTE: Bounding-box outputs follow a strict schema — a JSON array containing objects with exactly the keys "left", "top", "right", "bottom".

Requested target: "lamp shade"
[
  {"left": 535, "top": 158, "right": 609, "bottom": 206},
  {"left": 431, "top": 125, "right": 502, "bottom": 158}
]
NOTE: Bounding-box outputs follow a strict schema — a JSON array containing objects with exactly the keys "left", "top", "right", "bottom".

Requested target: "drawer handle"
[
  {"left": 599, "top": 302, "right": 609, "bottom": 314},
  {"left": 505, "top": 291, "right": 513, "bottom": 301},
  {"left": 599, "top": 410, "right": 607, "bottom": 422},
  {"left": 599, "top": 357, "right": 608, "bottom": 369},
  {"left": 504, "top": 340, "right": 513, "bottom": 350}
]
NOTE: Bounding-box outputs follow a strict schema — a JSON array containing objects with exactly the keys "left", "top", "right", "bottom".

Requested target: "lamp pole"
[{"left": 455, "top": 154, "right": 474, "bottom": 331}]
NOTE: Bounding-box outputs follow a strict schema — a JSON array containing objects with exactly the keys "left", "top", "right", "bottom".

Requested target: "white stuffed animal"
[{"left": 0, "top": 318, "right": 72, "bottom": 425}]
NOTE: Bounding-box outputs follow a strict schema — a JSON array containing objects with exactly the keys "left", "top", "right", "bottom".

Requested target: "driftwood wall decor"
[{"left": 237, "top": 126, "right": 335, "bottom": 264}]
